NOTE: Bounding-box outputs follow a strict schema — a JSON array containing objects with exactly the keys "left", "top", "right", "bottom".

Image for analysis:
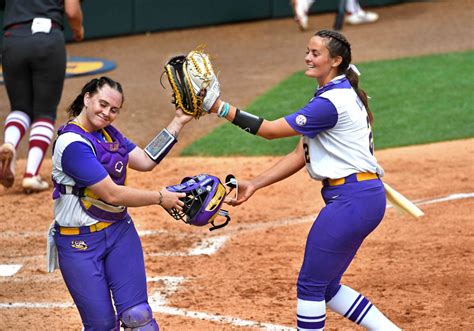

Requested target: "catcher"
[{"left": 49, "top": 76, "right": 192, "bottom": 330}]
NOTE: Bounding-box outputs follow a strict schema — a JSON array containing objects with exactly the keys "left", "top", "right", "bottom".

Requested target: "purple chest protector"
[{"left": 54, "top": 122, "right": 130, "bottom": 222}]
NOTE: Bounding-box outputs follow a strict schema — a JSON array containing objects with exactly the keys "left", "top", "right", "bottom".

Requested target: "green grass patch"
[{"left": 182, "top": 51, "right": 474, "bottom": 156}]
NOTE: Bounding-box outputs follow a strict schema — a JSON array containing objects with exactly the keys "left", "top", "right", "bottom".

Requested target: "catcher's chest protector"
[{"left": 54, "top": 122, "right": 129, "bottom": 221}]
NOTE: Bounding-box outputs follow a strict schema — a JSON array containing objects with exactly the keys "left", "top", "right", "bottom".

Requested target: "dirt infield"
[{"left": 1, "top": 1, "right": 473, "bottom": 330}]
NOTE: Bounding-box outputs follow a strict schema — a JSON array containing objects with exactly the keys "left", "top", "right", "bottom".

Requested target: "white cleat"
[
  {"left": 0, "top": 143, "right": 16, "bottom": 188},
  {"left": 346, "top": 10, "right": 379, "bottom": 25},
  {"left": 22, "top": 175, "right": 49, "bottom": 193}
]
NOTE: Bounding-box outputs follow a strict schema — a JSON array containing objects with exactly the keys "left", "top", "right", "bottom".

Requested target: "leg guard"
[{"left": 120, "top": 303, "right": 159, "bottom": 331}]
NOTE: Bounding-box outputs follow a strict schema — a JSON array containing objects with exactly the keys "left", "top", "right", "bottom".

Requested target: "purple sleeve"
[
  {"left": 121, "top": 135, "right": 136, "bottom": 153},
  {"left": 284, "top": 97, "right": 338, "bottom": 138},
  {"left": 61, "top": 141, "right": 109, "bottom": 187}
]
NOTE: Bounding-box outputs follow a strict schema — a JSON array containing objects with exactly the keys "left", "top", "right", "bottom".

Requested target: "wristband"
[
  {"left": 231, "top": 108, "right": 263, "bottom": 135},
  {"left": 144, "top": 128, "right": 177, "bottom": 163},
  {"left": 217, "top": 102, "right": 225, "bottom": 116},
  {"left": 218, "top": 102, "right": 230, "bottom": 118}
]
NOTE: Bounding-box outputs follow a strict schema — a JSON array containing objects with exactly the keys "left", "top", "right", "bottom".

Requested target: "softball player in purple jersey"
[
  {"left": 50, "top": 77, "right": 192, "bottom": 330},
  {"left": 209, "top": 30, "right": 400, "bottom": 330}
]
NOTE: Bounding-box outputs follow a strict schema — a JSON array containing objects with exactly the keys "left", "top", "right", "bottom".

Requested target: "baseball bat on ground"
[
  {"left": 383, "top": 182, "right": 424, "bottom": 218},
  {"left": 333, "top": 0, "right": 347, "bottom": 30}
]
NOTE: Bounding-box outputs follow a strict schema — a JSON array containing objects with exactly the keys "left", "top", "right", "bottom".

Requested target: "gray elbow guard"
[
  {"left": 232, "top": 108, "right": 263, "bottom": 135},
  {"left": 144, "top": 128, "right": 177, "bottom": 163}
]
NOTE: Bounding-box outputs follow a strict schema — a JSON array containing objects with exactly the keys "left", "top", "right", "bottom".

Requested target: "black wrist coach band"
[{"left": 231, "top": 108, "right": 263, "bottom": 135}]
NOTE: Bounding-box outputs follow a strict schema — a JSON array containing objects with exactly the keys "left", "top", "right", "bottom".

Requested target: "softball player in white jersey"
[{"left": 208, "top": 30, "right": 400, "bottom": 330}]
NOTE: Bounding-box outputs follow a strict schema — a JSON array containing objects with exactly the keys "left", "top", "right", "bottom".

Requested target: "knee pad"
[{"left": 120, "top": 303, "right": 159, "bottom": 331}]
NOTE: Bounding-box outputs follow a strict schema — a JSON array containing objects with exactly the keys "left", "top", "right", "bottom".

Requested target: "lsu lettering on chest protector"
[{"left": 52, "top": 122, "right": 129, "bottom": 222}]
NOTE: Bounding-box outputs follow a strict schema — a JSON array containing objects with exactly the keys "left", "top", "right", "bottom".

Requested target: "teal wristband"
[{"left": 218, "top": 102, "right": 230, "bottom": 118}]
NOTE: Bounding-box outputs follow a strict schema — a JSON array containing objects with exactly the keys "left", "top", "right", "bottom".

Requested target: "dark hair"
[
  {"left": 66, "top": 76, "right": 124, "bottom": 118},
  {"left": 314, "top": 30, "right": 373, "bottom": 124}
]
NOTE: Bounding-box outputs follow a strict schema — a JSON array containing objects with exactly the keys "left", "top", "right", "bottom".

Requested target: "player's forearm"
[
  {"left": 252, "top": 142, "right": 305, "bottom": 191},
  {"left": 128, "top": 146, "right": 159, "bottom": 172},
  {"left": 211, "top": 99, "right": 297, "bottom": 139},
  {"left": 110, "top": 186, "right": 161, "bottom": 207},
  {"left": 166, "top": 116, "right": 187, "bottom": 137},
  {"left": 135, "top": 110, "right": 191, "bottom": 171},
  {"left": 64, "top": 0, "right": 83, "bottom": 40},
  {"left": 89, "top": 176, "right": 161, "bottom": 207}
]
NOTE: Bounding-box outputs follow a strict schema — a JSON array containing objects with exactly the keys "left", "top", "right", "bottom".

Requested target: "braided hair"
[
  {"left": 66, "top": 76, "right": 124, "bottom": 118},
  {"left": 314, "top": 30, "right": 373, "bottom": 124}
]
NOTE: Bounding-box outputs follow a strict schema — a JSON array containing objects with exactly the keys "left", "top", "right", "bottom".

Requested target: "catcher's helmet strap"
[
  {"left": 224, "top": 174, "right": 238, "bottom": 202},
  {"left": 209, "top": 210, "right": 231, "bottom": 231}
]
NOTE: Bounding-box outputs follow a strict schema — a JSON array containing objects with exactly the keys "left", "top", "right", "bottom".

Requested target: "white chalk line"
[
  {"left": 0, "top": 301, "right": 75, "bottom": 309},
  {"left": 0, "top": 235, "right": 229, "bottom": 264},
  {"left": 151, "top": 306, "right": 295, "bottom": 331},
  {"left": 0, "top": 275, "right": 295, "bottom": 330},
  {"left": 0, "top": 191, "right": 472, "bottom": 330},
  {"left": 414, "top": 192, "right": 474, "bottom": 205},
  {"left": 0, "top": 264, "right": 22, "bottom": 276},
  {"left": 5, "top": 190, "right": 469, "bottom": 282},
  {"left": 0, "top": 276, "right": 183, "bottom": 309},
  {"left": 147, "top": 235, "right": 230, "bottom": 257}
]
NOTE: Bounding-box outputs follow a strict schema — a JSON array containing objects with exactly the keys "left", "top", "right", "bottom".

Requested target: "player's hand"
[
  {"left": 209, "top": 98, "right": 223, "bottom": 114},
  {"left": 159, "top": 189, "right": 186, "bottom": 211},
  {"left": 175, "top": 107, "right": 194, "bottom": 125},
  {"left": 225, "top": 179, "right": 256, "bottom": 206},
  {"left": 72, "top": 26, "right": 84, "bottom": 41}
]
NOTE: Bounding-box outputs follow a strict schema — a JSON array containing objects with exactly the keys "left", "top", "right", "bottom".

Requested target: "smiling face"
[
  {"left": 304, "top": 35, "right": 342, "bottom": 87},
  {"left": 78, "top": 85, "right": 123, "bottom": 132}
]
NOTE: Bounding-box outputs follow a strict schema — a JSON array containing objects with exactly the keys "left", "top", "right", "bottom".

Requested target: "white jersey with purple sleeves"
[
  {"left": 285, "top": 75, "right": 384, "bottom": 181},
  {"left": 52, "top": 131, "right": 136, "bottom": 227}
]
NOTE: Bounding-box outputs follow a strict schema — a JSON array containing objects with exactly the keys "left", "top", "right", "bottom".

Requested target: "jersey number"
[
  {"left": 303, "top": 143, "right": 310, "bottom": 163},
  {"left": 367, "top": 116, "right": 374, "bottom": 155}
]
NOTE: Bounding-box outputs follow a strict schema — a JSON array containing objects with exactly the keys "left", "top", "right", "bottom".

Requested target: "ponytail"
[{"left": 346, "top": 68, "right": 373, "bottom": 125}]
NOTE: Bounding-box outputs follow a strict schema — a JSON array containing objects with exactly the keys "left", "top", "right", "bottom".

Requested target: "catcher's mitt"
[{"left": 163, "top": 50, "right": 220, "bottom": 119}]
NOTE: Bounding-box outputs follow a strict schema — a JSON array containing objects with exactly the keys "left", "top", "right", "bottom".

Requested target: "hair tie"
[{"left": 348, "top": 64, "right": 361, "bottom": 76}]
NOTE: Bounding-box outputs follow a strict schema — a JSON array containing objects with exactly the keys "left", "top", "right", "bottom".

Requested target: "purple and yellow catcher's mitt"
[{"left": 163, "top": 50, "right": 220, "bottom": 119}]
